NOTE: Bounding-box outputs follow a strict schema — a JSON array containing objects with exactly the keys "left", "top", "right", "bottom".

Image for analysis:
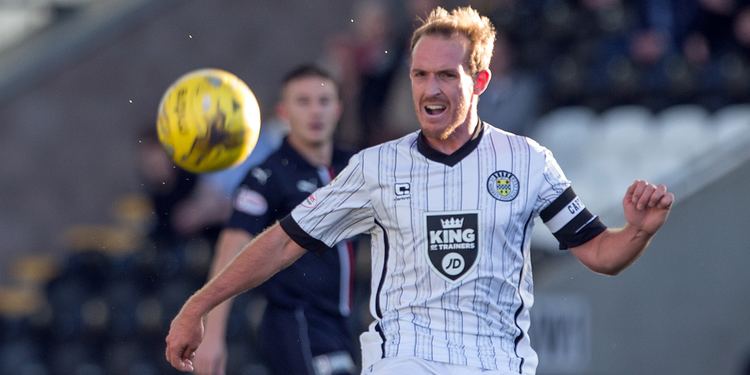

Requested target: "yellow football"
[{"left": 156, "top": 68, "right": 261, "bottom": 173}]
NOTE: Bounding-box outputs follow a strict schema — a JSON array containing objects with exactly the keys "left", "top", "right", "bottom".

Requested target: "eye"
[{"left": 439, "top": 71, "right": 457, "bottom": 79}]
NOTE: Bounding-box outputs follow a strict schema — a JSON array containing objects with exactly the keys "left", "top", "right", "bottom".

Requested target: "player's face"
[
  {"left": 280, "top": 76, "right": 341, "bottom": 146},
  {"left": 410, "top": 34, "right": 476, "bottom": 142}
]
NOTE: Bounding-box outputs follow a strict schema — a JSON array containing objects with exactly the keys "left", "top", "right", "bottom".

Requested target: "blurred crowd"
[{"left": 324, "top": 0, "right": 750, "bottom": 146}]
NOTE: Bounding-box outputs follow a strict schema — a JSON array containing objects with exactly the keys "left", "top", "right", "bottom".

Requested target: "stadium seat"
[
  {"left": 45, "top": 276, "right": 91, "bottom": 340},
  {"left": 599, "top": 105, "right": 654, "bottom": 149},
  {"left": 102, "top": 279, "right": 142, "bottom": 340},
  {"left": 655, "top": 104, "right": 713, "bottom": 162},
  {"left": 49, "top": 340, "right": 101, "bottom": 375},
  {"left": 134, "top": 296, "right": 162, "bottom": 338},
  {"left": 592, "top": 106, "right": 657, "bottom": 208},
  {"left": 15, "top": 362, "right": 48, "bottom": 375},
  {"left": 713, "top": 104, "right": 750, "bottom": 144},
  {"left": 7, "top": 255, "right": 58, "bottom": 287},
  {"left": 0, "top": 338, "right": 44, "bottom": 375},
  {"left": 103, "top": 340, "right": 160, "bottom": 375},
  {"left": 156, "top": 277, "right": 201, "bottom": 329},
  {"left": 531, "top": 106, "right": 597, "bottom": 171}
]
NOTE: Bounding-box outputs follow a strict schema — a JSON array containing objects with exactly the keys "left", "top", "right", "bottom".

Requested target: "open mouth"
[{"left": 424, "top": 104, "right": 447, "bottom": 116}]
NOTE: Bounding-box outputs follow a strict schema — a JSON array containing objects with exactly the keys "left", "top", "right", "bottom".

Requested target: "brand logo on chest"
[
  {"left": 394, "top": 182, "right": 411, "bottom": 201},
  {"left": 425, "top": 211, "right": 479, "bottom": 282}
]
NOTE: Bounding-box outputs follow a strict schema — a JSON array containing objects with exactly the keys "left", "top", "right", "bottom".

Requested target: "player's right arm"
[
  {"left": 165, "top": 223, "right": 306, "bottom": 372},
  {"left": 193, "top": 228, "right": 253, "bottom": 375}
]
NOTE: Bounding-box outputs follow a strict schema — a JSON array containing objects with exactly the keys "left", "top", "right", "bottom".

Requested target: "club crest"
[{"left": 487, "top": 170, "right": 519, "bottom": 202}]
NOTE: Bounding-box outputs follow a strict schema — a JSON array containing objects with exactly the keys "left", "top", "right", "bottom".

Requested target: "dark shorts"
[{"left": 258, "top": 303, "right": 356, "bottom": 375}]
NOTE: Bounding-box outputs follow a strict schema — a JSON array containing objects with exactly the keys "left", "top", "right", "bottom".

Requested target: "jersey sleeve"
[
  {"left": 280, "top": 152, "right": 374, "bottom": 252},
  {"left": 534, "top": 147, "right": 606, "bottom": 249},
  {"left": 226, "top": 165, "right": 279, "bottom": 236}
]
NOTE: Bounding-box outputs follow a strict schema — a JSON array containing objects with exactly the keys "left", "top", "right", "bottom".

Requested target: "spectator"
[
  {"left": 478, "top": 32, "right": 542, "bottom": 136},
  {"left": 136, "top": 127, "right": 197, "bottom": 246}
]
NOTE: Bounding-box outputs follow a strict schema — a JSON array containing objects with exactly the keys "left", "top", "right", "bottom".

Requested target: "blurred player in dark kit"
[{"left": 193, "top": 65, "right": 356, "bottom": 375}]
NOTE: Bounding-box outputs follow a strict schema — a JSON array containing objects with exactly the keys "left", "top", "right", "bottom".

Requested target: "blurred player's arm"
[
  {"left": 172, "top": 180, "right": 233, "bottom": 236},
  {"left": 193, "top": 228, "right": 253, "bottom": 375},
  {"left": 165, "top": 223, "right": 305, "bottom": 372},
  {"left": 571, "top": 180, "right": 674, "bottom": 276}
]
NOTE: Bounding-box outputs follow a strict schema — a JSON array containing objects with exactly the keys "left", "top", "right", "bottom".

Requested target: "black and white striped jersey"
[{"left": 280, "top": 121, "right": 605, "bottom": 373}]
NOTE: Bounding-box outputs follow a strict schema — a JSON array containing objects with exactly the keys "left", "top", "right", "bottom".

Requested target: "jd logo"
[
  {"left": 425, "top": 211, "right": 479, "bottom": 282},
  {"left": 442, "top": 253, "right": 465, "bottom": 276}
]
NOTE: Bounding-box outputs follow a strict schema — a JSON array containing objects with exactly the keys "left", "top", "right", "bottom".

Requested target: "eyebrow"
[{"left": 411, "top": 68, "right": 459, "bottom": 74}]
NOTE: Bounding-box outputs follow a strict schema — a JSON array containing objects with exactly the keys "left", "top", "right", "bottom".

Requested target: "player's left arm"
[{"left": 570, "top": 180, "right": 675, "bottom": 275}]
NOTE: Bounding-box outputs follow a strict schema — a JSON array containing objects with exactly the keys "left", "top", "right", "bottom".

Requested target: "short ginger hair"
[{"left": 410, "top": 6, "right": 496, "bottom": 76}]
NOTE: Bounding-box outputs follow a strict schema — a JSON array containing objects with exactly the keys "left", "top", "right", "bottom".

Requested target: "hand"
[
  {"left": 623, "top": 180, "right": 675, "bottom": 235},
  {"left": 193, "top": 330, "right": 228, "bottom": 375},
  {"left": 165, "top": 309, "right": 205, "bottom": 372}
]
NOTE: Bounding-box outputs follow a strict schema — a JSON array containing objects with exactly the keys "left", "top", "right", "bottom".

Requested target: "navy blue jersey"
[{"left": 227, "top": 138, "right": 355, "bottom": 318}]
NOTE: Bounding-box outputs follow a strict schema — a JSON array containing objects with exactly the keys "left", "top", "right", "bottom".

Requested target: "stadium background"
[{"left": 0, "top": 0, "right": 749, "bottom": 374}]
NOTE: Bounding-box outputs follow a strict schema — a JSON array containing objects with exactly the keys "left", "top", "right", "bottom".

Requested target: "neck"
[
  {"left": 288, "top": 135, "right": 333, "bottom": 167},
  {"left": 423, "top": 108, "right": 479, "bottom": 155}
]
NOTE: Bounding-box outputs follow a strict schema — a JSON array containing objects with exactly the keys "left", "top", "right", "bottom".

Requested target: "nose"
[
  {"left": 310, "top": 101, "right": 325, "bottom": 118},
  {"left": 424, "top": 75, "right": 441, "bottom": 96}
]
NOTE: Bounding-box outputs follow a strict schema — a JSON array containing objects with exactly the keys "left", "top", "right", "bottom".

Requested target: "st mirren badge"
[
  {"left": 487, "top": 170, "right": 519, "bottom": 202},
  {"left": 425, "top": 211, "right": 479, "bottom": 282}
]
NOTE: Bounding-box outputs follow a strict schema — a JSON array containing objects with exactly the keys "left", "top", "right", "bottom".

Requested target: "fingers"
[
  {"left": 165, "top": 337, "right": 196, "bottom": 372},
  {"left": 635, "top": 183, "right": 655, "bottom": 210},
  {"left": 658, "top": 191, "right": 675, "bottom": 209},
  {"left": 628, "top": 180, "right": 649, "bottom": 209},
  {"left": 624, "top": 180, "right": 637, "bottom": 203},
  {"left": 166, "top": 347, "right": 195, "bottom": 372},
  {"left": 630, "top": 180, "right": 646, "bottom": 204},
  {"left": 181, "top": 345, "right": 198, "bottom": 372},
  {"left": 647, "top": 184, "right": 666, "bottom": 208},
  {"left": 628, "top": 180, "right": 674, "bottom": 210}
]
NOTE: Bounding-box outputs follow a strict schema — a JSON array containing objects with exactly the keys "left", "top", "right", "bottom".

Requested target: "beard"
[{"left": 421, "top": 96, "right": 471, "bottom": 141}]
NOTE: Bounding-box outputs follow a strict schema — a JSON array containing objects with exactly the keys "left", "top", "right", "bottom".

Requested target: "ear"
[
  {"left": 473, "top": 69, "right": 491, "bottom": 95},
  {"left": 276, "top": 102, "right": 287, "bottom": 121},
  {"left": 334, "top": 98, "right": 343, "bottom": 121}
]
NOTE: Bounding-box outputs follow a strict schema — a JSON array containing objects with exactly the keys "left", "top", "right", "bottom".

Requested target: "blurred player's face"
[
  {"left": 410, "top": 34, "right": 477, "bottom": 142},
  {"left": 279, "top": 76, "right": 341, "bottom": 146}
]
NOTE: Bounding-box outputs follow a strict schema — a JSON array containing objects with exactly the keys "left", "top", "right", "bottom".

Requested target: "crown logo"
[{"left": 440, "top": 217, "right": 464, "bottom": 229}]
